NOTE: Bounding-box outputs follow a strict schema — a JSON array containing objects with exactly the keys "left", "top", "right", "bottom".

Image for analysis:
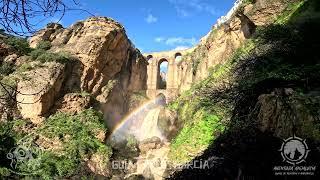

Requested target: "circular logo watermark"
[
  {"left": 6, "top": 134, "right": 43, "bottom": 175},
  {"left": 280, "top": 135, "right": 310, "bottom": 165}
]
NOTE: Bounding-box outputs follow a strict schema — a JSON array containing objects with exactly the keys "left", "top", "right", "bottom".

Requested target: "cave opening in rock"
[{"left": 157, "top": 59, "right": 168, "bottom": 90}]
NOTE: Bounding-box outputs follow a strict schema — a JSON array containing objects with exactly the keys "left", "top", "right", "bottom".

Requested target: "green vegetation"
[
  {"left": 0, "top": 120, "right": 17, "bottom": 177},
  {"left": 169, "top": 109, "right": 225, "bottom": 163},
  {"left": 36, "top": 40, "right": 52, "bottom": 50},
  {"left": 0, "top": 75, "right": 17, "bottom": 98},
  {"left": 243, "top": 0, "right": 256, "bottom": 4},
  {"left": 126, "top": 135, "right": 139, "bottom": 154},
  {"left": 29, "top": 49, "right": 70, "bottom": 64},
  {"left": 130, "top": 91, "right": 148, "bottom": 102},
  {"left": 4, "top": 37, "right": 31, "bottom": 55},
  {"left": 15, "top": 62, "right": 38, "bottom": 73},
  {"left": 0, "top": 62, "right": 14, "bottom": 76},
  {"left": 0, "top": 109, "right": 112, "bottom": 179},
  {"left": 35, "top": 51, "right": 70, "bottom": 64},
  {"left": 275, "top": 1, "right": 303, "bottom": 24}
]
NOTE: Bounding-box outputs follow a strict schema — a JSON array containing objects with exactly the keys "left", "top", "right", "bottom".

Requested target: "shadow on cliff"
[{"left": 170, "top": 3, "right": 320, "bottom": 179}]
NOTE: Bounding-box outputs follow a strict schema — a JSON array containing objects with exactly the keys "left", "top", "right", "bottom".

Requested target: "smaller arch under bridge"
[{"left": 144, "top": 50, "right": 189, "bottom": 103}]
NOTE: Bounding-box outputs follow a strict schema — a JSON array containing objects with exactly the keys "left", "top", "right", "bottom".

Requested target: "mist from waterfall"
[{"left": 108, "top": 95, "right": 166, "bottom": 142}]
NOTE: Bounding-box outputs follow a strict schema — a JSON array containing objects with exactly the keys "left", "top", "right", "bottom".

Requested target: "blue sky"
[{"left": 41, "top": 0, "right": 236, "bottom": 53}]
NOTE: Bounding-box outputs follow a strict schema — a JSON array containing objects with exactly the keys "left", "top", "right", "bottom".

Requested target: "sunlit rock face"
[
  {"left": 174, "top": 0, "right": 291, "bottom": 92},
  {"left": 28, "top": 17, "right": 148, "bottom": 124},
  {"left": 16, "top": 62, "right": 66, "bottom": 123}
]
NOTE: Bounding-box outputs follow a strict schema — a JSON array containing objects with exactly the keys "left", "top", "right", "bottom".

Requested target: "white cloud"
[
  {"left": 168, "top": 0, "right": 221, "bottom": 17},
  {"left": 173, "top": 46, "right": 190, "bottom": 51},
  {"left": 145, "top": 14, "right": 158, "bottom": 23},
  {"left": 165, "top": 37, "right": 197, "bottom": 46},
  {"left": 155, "top": 37, "right": 165, "bottom": 43},
  {"left": 155, "top": 37, "right": 198, "bottom": 47}
]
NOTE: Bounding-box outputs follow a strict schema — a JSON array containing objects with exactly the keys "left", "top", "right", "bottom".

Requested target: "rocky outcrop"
[
  {"left": 52, "top": 93, "right": 92, "bottom": 115},
  {"left": 138, "top": 136, "right": 163, "bottom": 154},
  {"left": 236, "top": 11, "right": 257, "bottom": 38},
  {"left": 16, "top": 62, "right": 65, "bottom": 123},
  {"left": 87, "top": 152, "right": 112, "bottom": 177},
  {"left": 176, "top": 0, "right": 294, "bottom": 92},
  {"left": 27, "top": 17, "right": 148, "bottom": 124},
  {"left": 253, "top": 88, "right": 320, "bottom": 140},
  {"left": 30, "top": 17, "right": 147, "bottom": 95},
  {"left": 158, "top": 107, "right": 178, "bottom": 140}
]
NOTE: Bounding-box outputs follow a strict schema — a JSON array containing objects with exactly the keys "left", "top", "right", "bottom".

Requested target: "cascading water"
[
  {"left": 108, "top": 95, "right": 166, "bottom": 143},
  {"left": 108, "top": 94, "right": 171, "bottom": 179},
  {"left": 134, "top": 107, "right": 163, "bottom": 140}
]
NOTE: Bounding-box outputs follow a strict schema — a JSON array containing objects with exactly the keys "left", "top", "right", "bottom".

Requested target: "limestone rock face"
[
  {"left": 29, "top": 17, "right": 148, "bottom": 124},
  {"left": 16, "top": 62, "right": 65, "bottom": 123},
  {"left": 175, "top": 0, "right": 291, "bottom": 93},
  {"left": 53, "top": 93, "right": 91, "bottom": 115},
  {"left": 87, "top": 152, "right": 112, "bottom": 177},
  {"left": 30, "top": 17, "right": 146, "bottom": 95},
  {"left": 253, "top": 89, "right": 320, "bottom": 140},
  {"left": 29, "top": 23, "right": 64, "bottom": 48},
  {"left": 236, "top": 12, "right": 257, "bottom": 39}
]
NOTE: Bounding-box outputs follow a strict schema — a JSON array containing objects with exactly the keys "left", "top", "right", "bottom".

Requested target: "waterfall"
[
  {"left": 108, "top": 96, "right": 165, "bottom": 143},
  {"left": 134, "top": 107, "right": 163, "bottom": 141}
]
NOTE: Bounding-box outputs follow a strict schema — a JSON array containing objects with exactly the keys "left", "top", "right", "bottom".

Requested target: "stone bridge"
[{"left": 144, "top": 49, "right": 193, "bottom": 102}]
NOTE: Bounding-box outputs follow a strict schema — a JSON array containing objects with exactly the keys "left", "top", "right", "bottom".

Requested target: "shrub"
[
  {"left": 0, "top": 121, "right": 16, "bottom": 178},
  {"left": 29, "top": 49, "right": 46, "bottom": 60},
  {"left": 0, "top": 62, "right": 14, "bottom": 76},
  {"left": 16, "top": 109, "right": 112, "bottom": 178},
  {"left": 5, "top": 37, "right": 31, "bottom": 55},
  {"left": 16, "top": 63, "right": 34, "bottom": 73},
  {"left": 0, "top": 76, "right": 17, "bottom": 98},
  {"left": 36, "top": 52, "right": 69, "bottom": 63},
  {"left": 36, "top": 41, "right": 52, "bottom": 50},
  {"left": 30, "top": 50, "right": 70, "bottom": 64}
]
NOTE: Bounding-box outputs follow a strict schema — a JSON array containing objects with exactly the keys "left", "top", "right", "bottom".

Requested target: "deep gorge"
[{"left": 0, "top": 0, "right": 320, "bottom": 179}]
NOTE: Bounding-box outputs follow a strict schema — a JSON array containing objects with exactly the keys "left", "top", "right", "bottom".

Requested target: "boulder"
[
  {"left": 3, "top": 54, "right": 18, "bottom": 64},
  {"left": 16, "top": 62, "right": 65, "bottom": 123},
  {"left": 138, "top": 136, "right": 163, "bottom": 153}
]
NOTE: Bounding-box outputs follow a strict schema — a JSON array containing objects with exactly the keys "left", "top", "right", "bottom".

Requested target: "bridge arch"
[
  {"left": 175, "top": 52, "right": 182, "bottom": 64},
  {"left": 157, "top": 58, "right": 168, "bottom": 90},
  {"left": 147, "top": 55, "right": 153, "bottom": 61},
  {"left": 155, "top": 93, "right": 166, "bottom": 105}
]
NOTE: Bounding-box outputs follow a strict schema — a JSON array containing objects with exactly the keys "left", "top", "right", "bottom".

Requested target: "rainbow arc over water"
[{"left": 108, "top": 96, "right": 164, "bottom": 142}]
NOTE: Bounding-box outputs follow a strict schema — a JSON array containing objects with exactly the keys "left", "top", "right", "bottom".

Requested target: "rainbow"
[{"left": 107, "top": 96, "right": 162, "bottom": 142}]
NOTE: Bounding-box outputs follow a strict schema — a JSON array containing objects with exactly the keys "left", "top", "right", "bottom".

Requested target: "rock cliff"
[
  {"left": 176, "top": 0, "right": 296, "bottom": 92},
  {"left": 2, "top": 17, "right": 148, "bottom": 125}
]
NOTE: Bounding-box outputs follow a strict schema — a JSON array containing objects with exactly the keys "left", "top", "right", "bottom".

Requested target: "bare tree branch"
[{"left": 0, "top": 0, "right": 93, "bottom": 36}]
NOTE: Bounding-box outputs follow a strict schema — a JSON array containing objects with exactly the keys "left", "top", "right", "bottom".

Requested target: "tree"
[{"left": 0, "top": 0, "right": 92, "bottom": 36}]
